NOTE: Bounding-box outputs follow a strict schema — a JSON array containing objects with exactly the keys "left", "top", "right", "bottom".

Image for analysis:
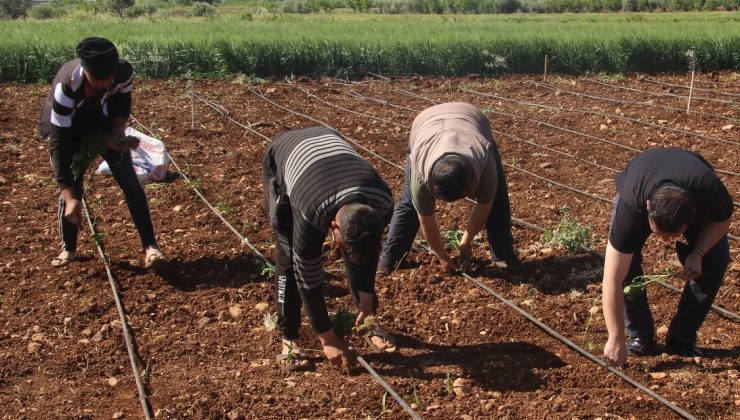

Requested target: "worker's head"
[
  {"left": 647, "top": 184, "right": 694, "bottom": 241},
  {"left": 431, "top": 154, "right": 469, "bottom": 202},
  {"left": 76, "top": 37, "right": 119, "bottom": 89},
  {"left": 332, "top": 203, "right": 384, "bottom": 265}
]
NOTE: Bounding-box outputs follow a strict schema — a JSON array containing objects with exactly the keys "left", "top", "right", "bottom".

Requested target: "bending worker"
[
  {"left": 602, "top": 148, "right": 732, "bottom": 367},
  {"left": 262, "top": 127, "right": 397, "bottom": 372},
  {"left": 378, "top": 102, "right": 520, "bottom": 274}
]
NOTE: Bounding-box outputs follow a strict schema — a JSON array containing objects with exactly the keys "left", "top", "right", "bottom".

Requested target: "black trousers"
[{"left": 57, "top": 147, "right": 157, "bottom": 253}]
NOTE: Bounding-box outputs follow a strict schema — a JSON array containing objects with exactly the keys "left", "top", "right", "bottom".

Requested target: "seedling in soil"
[
  {"left": 403, "top": 372, "right": 423, "bottom": 409},
  {"left": 258, "top": 260, "right": 276, "bottom": 279},
  {"left": 540, "top": 207, "right": 592, "bottom": 253},
  {"left": 263, "top": 312, "right": 278, "bottom": 331},
  {"left": 91, "top": 232, "right": 105, "bottom": 246},
  {"left": 445, "top": 372, "right": 453, "bottom": 394},
  {"left": 623, "top": 272, "right": 673, "bottom": 301},
  {"left": 71, "top": 131, "right": 140, "bottom": 180},
  {"left": 215, "top": 197, "right": 234, "bottom": 215},
  {"left": 381, "top": 391, "right": 389, "bottom": 412},
  {"left": 443, "top": 229, "right": 463, "bottom": 250}
]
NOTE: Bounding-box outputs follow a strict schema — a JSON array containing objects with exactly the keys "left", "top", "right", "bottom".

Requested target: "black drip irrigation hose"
[
  {"left": 81, "top": 198, "right": 153, "bottom": 420},
  {"left": 244, "top": 89, "right": 706, "bottom": 419},
  {"left": 461, "top": 88, "right": 740, "bottom": 148},
  {"left": 642, "top": 78, "right": 740, "bottom": 99},
  {"left": 308, "top": 85, "right": 740, "bottom": 319},
  {"left": 152, "top": 100, "right": 422, "bottom": 420},
  {"left": 532, "top": 81, "right": 739, "bottom": 123},
  {"left": 585, "top": 78, "right": 739, "bottom": 106}
]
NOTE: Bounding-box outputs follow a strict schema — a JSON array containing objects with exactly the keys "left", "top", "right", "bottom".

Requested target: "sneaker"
[
  {"left": 665, "top": 339, "right": 703, "bottom": 357},
  {"left": 626, "top": 336, "right": 656, "bottom": 356}
]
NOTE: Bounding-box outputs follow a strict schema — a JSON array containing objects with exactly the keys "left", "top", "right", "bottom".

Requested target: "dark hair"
[
  {"left": 431, "top": 155, "right": 469, "bottom": 202},
  {"left": 648, "top": 184, "right": 695, "bottom": 233},
  {"left": 338, "top": 203, "right": 384, "bottom": 266}
]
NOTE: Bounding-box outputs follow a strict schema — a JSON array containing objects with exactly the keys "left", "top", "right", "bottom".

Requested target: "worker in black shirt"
[
  {"left": 39, "top": 37, "right": 166, "bottom": 269},
  {"left": 262, "top": 127, "right": 397, "bottom": 372},
  {"left": 602, "top": 148, "right": 732, "bottom": 367}
]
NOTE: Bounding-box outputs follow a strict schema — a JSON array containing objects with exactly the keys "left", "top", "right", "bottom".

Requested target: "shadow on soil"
[
  {"left": 470, "top": 253, "right": 604, "bottom": 295},
  {"left": 112, "top": 254, "right": 266, "bottom": 290},
  {"left": 362, "top": 333, "right": 565, "bottom": 392}
]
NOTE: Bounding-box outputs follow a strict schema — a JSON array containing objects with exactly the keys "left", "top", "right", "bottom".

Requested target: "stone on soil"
[
  {"left": 108, "top": 377, "right": 118, "bottom": 387},
  {"left": 229, "top": 305, "right": 244, "bottom": 318}
]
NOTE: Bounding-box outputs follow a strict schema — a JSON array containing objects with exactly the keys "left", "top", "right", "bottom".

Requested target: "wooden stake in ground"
[
  {"left": 543, "top": 54, "right": 548, "bottom": 83},
  {"left": 687, "top": 68, "right": 695, "bottom": 114},
  {"left": 686, "top": 49, "right": 697, "bottom": 114}
]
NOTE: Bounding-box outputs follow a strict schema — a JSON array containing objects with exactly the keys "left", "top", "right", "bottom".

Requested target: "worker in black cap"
[{"left": 39, "top": 37, "right": 166, "bottom": 269}]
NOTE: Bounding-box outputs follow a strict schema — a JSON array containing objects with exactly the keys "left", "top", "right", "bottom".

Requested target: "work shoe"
[
  {"left": 665, "top": 339, "right": 704, "bottom": 357},
  {"left": 626, "top": 336, "right": 656, "bottom": 356},
  {"left": 376, "top": 262, "right": 391, "bottom": 276}
]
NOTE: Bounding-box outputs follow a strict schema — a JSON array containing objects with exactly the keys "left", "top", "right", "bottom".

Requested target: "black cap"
[{"left": 76, "top": 37, "right": 119, "bottom": 79}]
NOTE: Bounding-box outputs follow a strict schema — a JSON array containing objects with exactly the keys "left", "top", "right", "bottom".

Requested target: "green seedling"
[
  {"left": 71, "top": 132, "right": 139, "bottom": 180},
  {"left": 381, "top": 391, "right": 389, "bottom": 412},
  {"left": 445, "top": 372, "right": 453, "bottom": 394},
  {"left": 215, "top": 197, "right": 234, "bottom": 215},
  {"left": 623, "top": 272, "right": 673, "bottom": 300},
  {"left": 540, "top": 207, "right": 592, "bottom": 253},
  {"left": 91, "top": 232, "right": 105, "bottom": 246},
  {"left": 263, "top": 312, "right": 278, "bottom": 331},
  {"left": 258, "top": 260, "right": 276, "bottom": 279},
  {"left": 443, "top": 229, "right": 463, "bottom": 250}
]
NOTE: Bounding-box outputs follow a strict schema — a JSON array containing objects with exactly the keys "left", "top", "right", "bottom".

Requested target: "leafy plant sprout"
[
  {"left": 445, "top": 372, "right": 453, "bottom": 394},
  {"left": 443, "top": 229, "right": 464, "bottom": 250},
  {"left": 540, "top": 207, "right": 592, "bottom": 253},
  {"left": 623, "top": 272, "right": 673, "bottom": 301},
  {"left": 215, "top": 197, "right": 234, "bottom": 215}
]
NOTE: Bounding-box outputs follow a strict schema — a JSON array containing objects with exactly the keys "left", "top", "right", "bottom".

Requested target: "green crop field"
[{"left": 1, "top": 12, "right": 738, "bottom": 81}]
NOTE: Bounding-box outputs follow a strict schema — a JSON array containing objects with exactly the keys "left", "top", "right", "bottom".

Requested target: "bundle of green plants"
[
  {"left": 330, "top": 307, "right": 376, "bottom": 339},
  {"left": 71, "top": 131, "right": 139, "bottom": 180},
  {"left": 623, "top": 272, "right": 672, "bottom": 300},
  {"left": 444, "top": 229, "right": 463, "bottom": 250}
]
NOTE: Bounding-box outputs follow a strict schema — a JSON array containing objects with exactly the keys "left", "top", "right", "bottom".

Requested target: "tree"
[
  {"left": 0, "top": 0, "right": 32, "bottom": 19},
  {"left": 99, "top": 0, "right": 135, "bottom": 17}
]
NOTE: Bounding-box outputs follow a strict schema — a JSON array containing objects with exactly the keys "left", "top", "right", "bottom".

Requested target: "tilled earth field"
[{"left": 0, "top": 73, "right": 738, "bottom": 419}]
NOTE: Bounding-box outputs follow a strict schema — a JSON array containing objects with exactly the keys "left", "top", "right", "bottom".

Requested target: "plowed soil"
[{"left": 1, "top": 72, "right": 738, "bottom": 419}]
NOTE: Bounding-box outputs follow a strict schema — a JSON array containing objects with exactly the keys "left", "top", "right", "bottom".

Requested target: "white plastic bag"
[{"left": 96, "top": 127, "right": 168, "bottom": 183}]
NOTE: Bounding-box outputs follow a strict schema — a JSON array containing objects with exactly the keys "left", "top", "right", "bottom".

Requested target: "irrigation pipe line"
[
  {"left": 302, "top": 85, "right": 615, "bottom": 205},
  {"left": 244, "top": 90, "right": 705, "bottom": 419},
  {"left": 81, "top": 198, "right": 153, "bottom": 420},
  {"left": 129, "top": 115, "right": 273, "bottom": 268},
  {"left": 532, "top": 81, "right": 738, "bottom": 123},
  {"left": 642, "top": 78, "right": 740, "bottom": 99},
  {"left": 345, "top": 89, "right": 621, "bottom": 175},
  {"left": 398, "top": 83, "right": 740, "bottom": 179},
  {"left": 584, "top": 78, "right": 738, "bottom": 106},
  {"left": 455, "top": 268, "right": 698, "bottom": 420},
  {"left": 322, "top": 86, "right": 740, "bottom": 319},
  {"left": 174, "top": 94, "right": 423, "bottom": 420},
  {"left": 461, "top": 88, "right": 740, "bottom": 148}
]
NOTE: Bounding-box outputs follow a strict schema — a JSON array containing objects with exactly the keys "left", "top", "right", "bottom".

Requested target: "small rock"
[
  {"left": 64, "top": 317, "right": 72, "bottom": 326},
  {"left": 426, "top": 405, "right": 441, "bottom": 411},
  {"left": 693, "top": 357, "right": 702, "bottom": 364},
  {"left": 229, "top": 305, "right": 244, "bottom": 319},
  {"left": 410, "top": 403, "right": 418, "bottom": 409},
  {"left": 599, "top": 124, "right": 608, "bottom": 131},
  {"left": 197, "top": 317, "right": 212, "bottom": 328},
  {"left": 31, "top": 333, "right": 45, "bottom": 343},
  {"left": 336, "top": 408, "right": 349, "bottom": 414},
  {"left": 721, "top": 124, "right": 734, "bottom": 131},
  {"left": 650, "top": 372, "right": 667, "bottom": 379},
  {"left": 729, "top": 262, "right": 740, "bottom": 272},
  {"left": 108, "top": 377, "right": 118, "bottom": 387},
  {"left": 110, "top": 320, "right": 123, "bottom": 329},
  {"left": 27, "top": 342, "right": 42, "bottom": 353},
  {"left": 539, "top": 162, "right": 553, "bottom": 169},
  {"left": 606, "top": 118, "right": 613, "bottom": 124},
  {"left": 217, "top": 311, "right": 229, "bottom": 322},
  {"left": 78, "top": 338, "right": 90, "bottom": 345},
  {"left": 453, "top": 378, "right": 472, "bottom": 397},
  {"left": 588, "top": 306, "right": 601, "bottom": 315},
  {"left": 254, "top": 302, "right": 269, "bottom": 312},
  {"left": 82, "top": 328, "right": 92, "bottom": 337},
  {"left": 227, "top": 409, "right": 243, "bottom": 420},
  {"left": 658, "top": 119, "right": 668, "bottom": 124},
  {"left": 172, "top": 205, "right": 182, "bottom": 212},
  {"left": 285, "top": 381, "right": 296, "bottom": 388},
  {"left": 521, "top": 300, "right": 534, "bottom": 308},
  {"left": 112, "top": 412, "right": 124, "bottom": 419}
]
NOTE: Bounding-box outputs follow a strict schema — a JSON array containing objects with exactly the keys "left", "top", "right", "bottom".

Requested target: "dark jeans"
[
  {"left": 57, "top": 147, "right": 157, "bottom": 253},
  {"left": 621, "top": 226, "right": 729, "bottom": 345},
  {"left": 379, "top": 145, "right": 515, "bottom": 269}
]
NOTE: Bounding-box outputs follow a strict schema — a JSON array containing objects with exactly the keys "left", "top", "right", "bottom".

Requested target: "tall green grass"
[{"left": 1, "top": 12, "right": 738, "bottom": 81}]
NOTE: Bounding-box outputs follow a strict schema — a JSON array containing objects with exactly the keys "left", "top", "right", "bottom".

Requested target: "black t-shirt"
[{"left": 609, "top": 148, "right": 733, "bottom": 254}]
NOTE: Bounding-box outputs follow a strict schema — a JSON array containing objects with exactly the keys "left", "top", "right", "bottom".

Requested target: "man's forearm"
[
  {"left": 418, "top": 214, "right": 447, "bottom": 258},
  {"left": 602, "top": 242, "right": 633, "bottom": 340},
  {"left": 692, "top": 218, "right": 731, "bottom": 258},
  {"left": 462, "top": 202, "right": 492, "bottom": 245}
]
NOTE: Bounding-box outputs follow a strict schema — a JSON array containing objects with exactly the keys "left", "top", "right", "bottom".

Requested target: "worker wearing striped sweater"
[
  {"left": 262, "top": 127, "right": 396, "bottom": 372},
  {"left": 38, "top": 37, "right": 165, "bottom": 269}
]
